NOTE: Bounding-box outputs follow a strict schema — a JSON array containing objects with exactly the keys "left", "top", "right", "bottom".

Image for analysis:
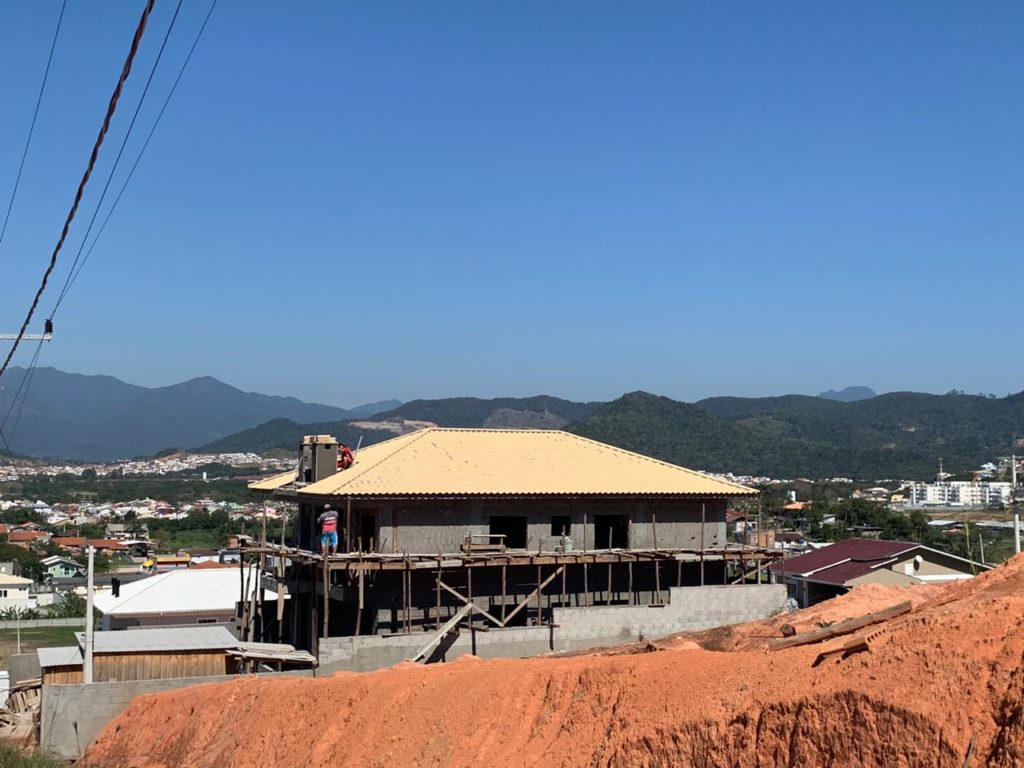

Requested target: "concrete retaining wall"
[
  {"left": 320, "top": 583, "right": 787, "bottom": 674},
  {"left": 41, "top": 670, "right": 314, "bottom": 760}
]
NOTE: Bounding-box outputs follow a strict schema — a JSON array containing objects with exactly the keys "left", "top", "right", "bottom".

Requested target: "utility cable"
[
  {"left": 0, "top": 341, "right": 44, "bottom": 431},
  {"left": 0, "top": 0, "right": 69, "bottom": 248},
  {"left": 0, "top": 0, "right": 157, "bottom": 384},
  {"left": 0, "top": 341, "right": 45, "bottom": 457},
  {"left": 53, "top": 0, "right": 219, "bottom": 312},
  {"left": 0, "top": 340, "right": 43, "bottom": 463},
  {"left": 7, "top": 343, "right": 44, "bottom": 442},
  {"left": 50, "top": 0, "right": 186, "bottom": 313}
]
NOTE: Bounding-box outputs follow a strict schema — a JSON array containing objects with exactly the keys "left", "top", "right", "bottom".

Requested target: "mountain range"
[
  {"left": 3, "top": 368, "right": 1022, "bottom": 480},
  {"left": 204, "top": 389, "right": 1024, "bottom": 481},
  {"left": 0, "top": 367, "right": 396, "bottom": 461}
]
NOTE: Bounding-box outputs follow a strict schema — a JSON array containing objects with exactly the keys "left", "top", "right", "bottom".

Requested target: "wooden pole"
[
  {"left": 401, "top": 557, "right": 408, "bottom": 633},
  {"left": 321, "top": 556, "right": 330, "bottom": 639},
  {"left": 467, "top": 565, "right": 474, "bottom": 624},
  {"left": 406, "top": 556, "right": 413, "bottom": 633},
  {"left": 654, "top": 559, "right": 661, "bottom": 605},
  {"left": 628, "top": 560, "right": 634, "bottom": 605},
  {"left": 279, "top": 503, "right": 287, "bottom": 577},
  {"left": 257, "top": 551, "right": 266, "bottom": 641},
  {"left": 607, "top": 562, "right": 612, "bottom": 605},
  {"left": 501, "top": 563, "right": 507, "bottom": 622},
  {"left": 583, "top": 562, "right": 589, "bottom": 606},
  {"left": 561, "top": 564, "right": 567, "bottom": 607},
  {"left": 354, "top": 567, "right": 364, "bottom": 636},
  {"left": 676, "top": 558, "right": 682, "bottom": 587},
  {"left": 345, "top": 497, "right": 352, "bottom": 553},
  {"left": 309, "top": 565, "right": 317, "bottom": 655},
  {"left": 536, "top": 564, "right": 543, "bottom": 623},
  {"left": 700, "top": 503, "right": 706, "bottom": 587},
  {"left": 261, "top": 496, "right": 268, "bottom": 546},
  {"left": 436, "top": 554, "right": 442, "bottom": 627},
  {"left": 276, "top": 571, "right": 286, "bottom": 643}
]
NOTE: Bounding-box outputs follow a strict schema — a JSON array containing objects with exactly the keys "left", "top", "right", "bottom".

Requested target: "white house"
[
  {"left": 0, "top": 574, "right": 34, "bottom": 612},
  {"left": 92, "top": 566, "right": 277, "bottom": 631}
]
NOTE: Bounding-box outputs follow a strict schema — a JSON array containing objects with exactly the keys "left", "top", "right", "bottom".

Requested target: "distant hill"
[
  {"left": 200, "top": 395, "right": 603, "bottom": 454},
  {"left": 347, "top": 399, "right": 403, "bottom": 419},
  {"left": 0, "top": 368, "right": 352, "bottom": 461},
  {"left": 568, "top": 390, "right": 1024, "bottom": 479},
  {"left": 818, "top": 386, "right": 878, "bottom": 402},
  {"left": 197, "top": 417, "right": 401, "bottom": 455},
  {"left": 371, "top": 396, "right": 601, "bottom": 427}
]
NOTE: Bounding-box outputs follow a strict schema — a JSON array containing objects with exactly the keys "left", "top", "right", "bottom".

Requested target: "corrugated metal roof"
[
  {"left": 249, "top": 470, "right": 297, "bottom": 492},
  {"left": 75, "top": 626, "right": 239, "bottom": 654},
  {"left": 37, "top": 645, "right": 82, "bottom": 668},
  {"left": 93, "top": 565, "right": 274, "bottom": 616},
  {"left": 288, "top": 428, "right": 755, "bottom": 498}
]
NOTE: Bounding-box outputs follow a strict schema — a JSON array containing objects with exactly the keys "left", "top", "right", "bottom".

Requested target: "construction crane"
[{"left": 0, "top": 318, "right": 53, "bottom": 341}]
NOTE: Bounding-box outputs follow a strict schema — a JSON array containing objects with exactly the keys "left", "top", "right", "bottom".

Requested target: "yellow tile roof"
[
  {"left": 249, "top": 470, "right": 297, "bottom": 492},
  {"left": 271, "top": 428, "right": 755, "bottom": 498}
]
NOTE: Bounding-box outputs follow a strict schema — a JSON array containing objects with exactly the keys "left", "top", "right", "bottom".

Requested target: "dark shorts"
[{"left": 320, "top": 531, "right": 338, "bottom": 548}]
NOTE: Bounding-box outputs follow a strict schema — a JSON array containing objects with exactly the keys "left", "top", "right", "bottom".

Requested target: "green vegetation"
[
  {"left": 568, "top": 390, "right": 1024, "bottom": 479},
  {"left": 145, "top": 508, "right": 264, "bottom": 552},
  {"left": 0, "top": 744, "right": 65, "bottom": 768},
  {"left": 0, "top": 626, "right": 82, "bottom": 671}
]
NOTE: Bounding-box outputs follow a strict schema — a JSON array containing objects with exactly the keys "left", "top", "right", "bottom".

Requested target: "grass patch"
[
  {"left": 0, "top": 744, "right": 64, "bottom": 767},
  {"left": 0, "top": 626, "right": 81, "bottom": 670}
]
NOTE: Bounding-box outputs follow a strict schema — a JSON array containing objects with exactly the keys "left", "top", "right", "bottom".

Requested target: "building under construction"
[{"left": 247, "top": 428, "right": 784, "bottom": 668}]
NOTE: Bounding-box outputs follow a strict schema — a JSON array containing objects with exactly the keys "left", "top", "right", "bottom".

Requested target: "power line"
[
  {"left": 0, "top": 341, "right": 43, "bottom": 464},
  {"left": 0, "top": 0, "right": 69, "bottom": 249},
  {"left": 1, "top": 340, "right": 45, "bottom": 449},
  {"left": 54, "top": 0, "right": 220, "bottom": 312},
  {"left": 51, "top": 0, "right": 187, "bottom": 313},
  {"left": 0, "top": 342, "right": 44, "bottom": 431},
  {"left": 0, "top": 0, "right": 157, "bottom": 385},
  {"left": 7, "top": 344, "right": 45, "bottom": 443}
]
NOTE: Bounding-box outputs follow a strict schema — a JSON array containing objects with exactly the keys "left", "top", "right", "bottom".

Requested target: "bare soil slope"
[{"left": 86, "top": 562, "right": 1024, "bottom": 767}]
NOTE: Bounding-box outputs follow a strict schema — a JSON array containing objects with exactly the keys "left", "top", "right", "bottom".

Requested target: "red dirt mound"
[{"left": 86, "top": 558, "right": 1024, "bottom": 767}]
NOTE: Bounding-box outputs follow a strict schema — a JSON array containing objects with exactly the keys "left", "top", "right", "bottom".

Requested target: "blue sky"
[{"left": 0, "top": 1, "right": 1021, "bottom": 408}]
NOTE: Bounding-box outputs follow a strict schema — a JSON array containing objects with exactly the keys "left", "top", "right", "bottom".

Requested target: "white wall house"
[{"left": 0, "top": 575, "right": 34, "bottom": 612}]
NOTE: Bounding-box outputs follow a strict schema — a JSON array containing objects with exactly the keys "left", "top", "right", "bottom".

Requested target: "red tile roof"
[
  {"left": 54, "top": 536, "right": 87, "bottom": 548},
  {"left": 9, "top": 530, "right": 49, "bottom": 542},
  {"left": 771, "top": 539, "right": 917, "bottom": 585},
  {"left": 87, "top": 539, "right": 128, "bottom": 550}
]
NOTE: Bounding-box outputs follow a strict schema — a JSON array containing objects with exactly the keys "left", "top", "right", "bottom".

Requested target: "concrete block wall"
[
  {"left": 302, "top": 497, "right": 729, "bottom": 554},
  {"left": 319, "top": 583, "right": 787, "bottom": 674},
  {"left": 41, "top": 670, "right": 314, "bottom": 761},
  {"left": 319, "top": 625, "right": 557, "bottom": 674}
]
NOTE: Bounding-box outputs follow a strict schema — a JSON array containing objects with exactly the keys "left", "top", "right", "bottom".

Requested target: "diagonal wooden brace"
[
  {"left": 437, "top": 578, "right": 505, "bottom": 627},
  {"left": 501, "top": 566, "right": 564, "bottom": 627}
]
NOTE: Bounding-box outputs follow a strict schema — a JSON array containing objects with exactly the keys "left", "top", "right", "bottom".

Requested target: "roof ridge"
[{"left": 323, "top": 429, "right": 434, "bottom": 493}]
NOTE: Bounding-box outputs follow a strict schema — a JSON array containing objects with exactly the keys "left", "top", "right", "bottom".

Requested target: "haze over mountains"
[
  {"left": 0, "top": 368, "right": 394, "bottom": 461},
  {"left": 2, "top": 368, "right": 1022, "bottom": 481}
]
